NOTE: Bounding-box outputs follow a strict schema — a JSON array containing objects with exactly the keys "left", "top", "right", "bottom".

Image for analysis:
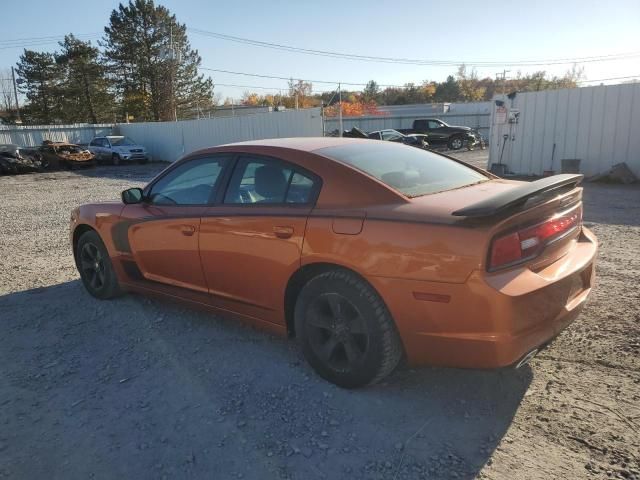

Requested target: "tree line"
[
  {"left": 3, "top": 0, "right": 213, "bottom": 124},
  {"left": 241, "top": 64, "right": 585, "bottom": 116}
]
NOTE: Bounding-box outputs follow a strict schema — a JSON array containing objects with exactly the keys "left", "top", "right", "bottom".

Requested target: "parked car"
[
  {"left": 39, "top": 141, "right": 95, "bottom": 170},
  {"left": 399, "top": 118, "right": 484, "bottom": 150},
  {"left": 70, "top": 138, "right": 597, "bottom": 388},
  {"left": 88, "top": 136, "right": 149, "bottom": 165},
  {"left": 367, "top": 129, "right": 430, "bottom": 149},
  {"left": 0, "top": 144, "right": 47, "bottom": 174}
]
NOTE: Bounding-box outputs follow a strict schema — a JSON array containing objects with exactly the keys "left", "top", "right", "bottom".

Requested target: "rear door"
[
  {"left": 199, "top": 154, "right": 320, "bottom": 324},
  {"left": 120, "top": 154, "right": 232, "bottom": 292}
]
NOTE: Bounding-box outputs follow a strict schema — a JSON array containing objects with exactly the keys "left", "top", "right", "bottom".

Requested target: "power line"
[
  {"left": 189, "top": 27, "right": 640, "bottom": 67},
  {"left": 201, "top": 67, "right": 405, "bottom": 88},
  {"left": 0, "top": 33, "right": 101, "bottom": 50}
]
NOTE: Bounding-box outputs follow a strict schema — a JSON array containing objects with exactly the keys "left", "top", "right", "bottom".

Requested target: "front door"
[
  {"left": 121, "top": 154, "right": 231, "bottom": 292},
  {"left": 199, "top": 154, "right": 320, "bottom": 324}
]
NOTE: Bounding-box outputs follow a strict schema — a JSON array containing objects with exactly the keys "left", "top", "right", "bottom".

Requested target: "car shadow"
[{"left": 1, "top": 280, "right": 531, "bottom": 480}]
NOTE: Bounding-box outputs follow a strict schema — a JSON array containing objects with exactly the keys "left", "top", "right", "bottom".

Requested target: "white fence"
[
  {"left": 118, "top": 108, "right": 323, "bottom": 162},
  {"left": 0, "top": 124, "right": 114, "bottom": 147},
  {"left": 488, "top": 83, "right": 640, "bottom": 177},
  {"left": 324, "top": 112, "right": 491, "bottom": 136}
]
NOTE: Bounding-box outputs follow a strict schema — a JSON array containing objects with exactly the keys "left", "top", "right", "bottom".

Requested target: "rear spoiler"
[{"left": 452, "top": 174, "right": 583, "bottom": 218}]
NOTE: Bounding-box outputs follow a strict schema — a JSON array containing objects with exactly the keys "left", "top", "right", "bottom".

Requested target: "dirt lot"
[{"left": 1, "top": 153, "right": 639, "bottom": 480}]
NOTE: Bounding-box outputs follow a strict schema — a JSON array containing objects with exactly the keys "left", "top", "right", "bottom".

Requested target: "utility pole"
[
  {"left": 170, "top": 25, "right": 177, "bottom": 122},
  {"left": 496, "top": 69, "right": 511, "bottom": 95},
  {"left": 11, "top": 67, "right": 21, "bottom": 123},
  {"left": 338, "top": 83, "right": 343, "bottom": 137}
]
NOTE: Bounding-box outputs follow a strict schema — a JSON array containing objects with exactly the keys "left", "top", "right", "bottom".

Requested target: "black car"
[
  {"left": 367, "top": 129, "right": 430, "bottom": 149},
  {"left": 400, "top": 118, "right": 484, "bottom": 150}
]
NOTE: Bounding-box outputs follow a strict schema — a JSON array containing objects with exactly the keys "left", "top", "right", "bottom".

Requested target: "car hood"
[{"left": 113, "top": 145, "right": 145, "bottom": 152}]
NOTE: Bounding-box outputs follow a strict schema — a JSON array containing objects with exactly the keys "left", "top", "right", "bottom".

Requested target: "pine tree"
[
  {"left": 15, "top": 50, "right": 61, "bottom": 123},
  {"left": 55, "top": 35, "right": 114, "bottom": 123},
  {"left": 102, "top": 0, "right": 214, "bottom": 121}
]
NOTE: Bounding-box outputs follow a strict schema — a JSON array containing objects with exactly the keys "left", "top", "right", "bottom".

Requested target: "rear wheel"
[
  {"left": 448, "top": 135, "right": 464, "bottom": 150},
  {"left": 294, "top": 269, "right": 403, "bottom": 388},
  {"left": 76, "top": 230, "right": 122, "bottom": 299}
]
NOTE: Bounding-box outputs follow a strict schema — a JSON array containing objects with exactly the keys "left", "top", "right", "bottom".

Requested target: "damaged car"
[
  {"left": 367, "top": 129, "right": 430, "bottom": 149},
  {"left": 40, "top": 141, "right": 96, "bottom": 170},
  {"left": 0, "top": 144, "right": 48, "bottom": 174}
]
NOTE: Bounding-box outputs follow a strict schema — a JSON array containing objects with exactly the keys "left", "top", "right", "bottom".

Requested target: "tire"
[
  {"left": 76, "top": 230, "right": 122, "bottom": 300},
  {"left": 294, "top": 269, "right": 403, "bottom": 388},
  {"left": 448, "top": 135, "right": 464, "bottom": 150},
  {"left": 112, "top": 153, "right": 120, "bottom": 166}
]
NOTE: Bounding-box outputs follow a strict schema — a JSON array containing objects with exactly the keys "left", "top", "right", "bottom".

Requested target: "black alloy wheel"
[
  {"left": 295, "top": 269, "right": 403, "bottom": 388},
  {"left": 76, "top": 230, "right": 122, "bottom": 299},
  {"left": 306, "top": 292, "right": 369, "bottom": 372}
]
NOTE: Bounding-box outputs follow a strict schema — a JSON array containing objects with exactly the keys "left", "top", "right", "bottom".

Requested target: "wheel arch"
[
  {"left": 284, "top": 261, "right": 387, "bottom": 338},
  {"left": 72, "top": 224, "right": 97, "bottom": 263}
]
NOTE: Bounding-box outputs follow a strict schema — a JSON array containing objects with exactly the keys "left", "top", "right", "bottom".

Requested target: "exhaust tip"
[{"left": 515, "top": 349, "right": 539, "bottom": 369}]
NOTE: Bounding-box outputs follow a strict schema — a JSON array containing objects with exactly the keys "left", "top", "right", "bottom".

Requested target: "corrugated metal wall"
[
  {"left": 488, "top": 83, "right": 640, "bottom": 177},
  {"left": 0, "top": 124, "right": 114, "bottom": 146},
  {"left": 118, "top": 108, "right": 323, "bottom": 162},
  {"left": 325, "top": 112, "right": 490, "bottom": 136}
]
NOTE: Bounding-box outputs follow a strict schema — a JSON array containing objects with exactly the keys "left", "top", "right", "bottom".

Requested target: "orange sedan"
[{"left": 70, "top": 138, "right": 597, "bottom": 388}]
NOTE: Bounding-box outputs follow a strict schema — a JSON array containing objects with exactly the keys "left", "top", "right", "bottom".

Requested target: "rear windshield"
[
  {"left": 317, "top": 142, "right": 488, "bottom": 197},
  {"left": 110, "top": 137, "right": 135, "bottom": 146}
]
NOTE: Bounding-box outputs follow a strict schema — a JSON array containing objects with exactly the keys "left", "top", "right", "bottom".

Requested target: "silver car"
[{"left": 88, "top": 136, "right": 150, "bottom": 165}]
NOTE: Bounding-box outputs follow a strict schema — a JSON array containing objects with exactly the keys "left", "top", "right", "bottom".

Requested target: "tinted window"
[
  {"left": 89, "top": 139, "right": 99, "bottom": 146},
  {"left": 149, "top": 156, "right": 229, "bottom": 205},
  {"left": 110, "top": 137, "right": 136, "bottom": 146},
  {"left": 286, "top": 172, "right": 314, "bottom": 203},
  {"left": 317, "top": 142, "right": 487, "bottom": 197},
  {"left": 224, "top": 156, "right": 315, "bottom": 205}
]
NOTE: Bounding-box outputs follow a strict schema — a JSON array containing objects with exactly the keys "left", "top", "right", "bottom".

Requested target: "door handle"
[
  {"left": 180, "top": 225, "right": 196, "bottom": 236},
  {"left": 273, "top": 226, "right": 294, "bottom": 239}
]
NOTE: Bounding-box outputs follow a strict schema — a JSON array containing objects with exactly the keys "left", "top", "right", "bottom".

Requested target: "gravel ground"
[{"left": 1, "top": 153, "right": 638, "bottom": 480}]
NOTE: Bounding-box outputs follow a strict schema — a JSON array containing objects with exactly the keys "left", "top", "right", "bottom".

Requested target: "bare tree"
[{"left": 0, "top": 68, "right": 16, "bottom": 115}]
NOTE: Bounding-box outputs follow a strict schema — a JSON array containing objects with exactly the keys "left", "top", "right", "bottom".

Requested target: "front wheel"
[
  {"left": 111, "top": 154, "right": 120, "bottom": 166},
  {"left": 76, "top": 230, "right": 122, "bottom": 299},
  {"left": 294, "top": 270, "right": 403, "bottom": 388}
]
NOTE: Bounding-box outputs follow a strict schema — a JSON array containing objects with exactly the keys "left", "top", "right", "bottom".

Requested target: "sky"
[{"left": 1, "top": 0, "right": 639, "bottom": 101}]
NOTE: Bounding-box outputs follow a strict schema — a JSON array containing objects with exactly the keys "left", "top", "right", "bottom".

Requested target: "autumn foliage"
[{"left": 323, "top": 100, "right": 385, "bottom": 117}]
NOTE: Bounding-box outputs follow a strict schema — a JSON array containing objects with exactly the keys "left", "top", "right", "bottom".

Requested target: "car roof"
[{"left": 216, "top": 137, "right": 372, "bottom": 153}]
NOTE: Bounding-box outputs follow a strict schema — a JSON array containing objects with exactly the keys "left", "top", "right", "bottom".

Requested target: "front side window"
[
  {"left": 148, "top": 156, "right": 229, "bottom": 205},
  {"left": 224, "top": 156, "right": 316, "bottom": 205},
  {"left": 318, "top": 141, "right": 488, "bottom": 197},
  {"left": 428, "top": 120, "right": 443, "bottom": 129}
]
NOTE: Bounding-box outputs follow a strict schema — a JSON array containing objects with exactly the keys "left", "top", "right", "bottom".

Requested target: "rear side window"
[
  {"left": 317, "top": 142, "right": 488, "bottom": 197},
  {"left": 224, "top": 156, "right": 316, "bottom": 205}
]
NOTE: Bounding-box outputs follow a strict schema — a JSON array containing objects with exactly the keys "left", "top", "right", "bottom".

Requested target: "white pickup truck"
[{"left": 88, "top": 136, "right": 150, "bottom": 165}]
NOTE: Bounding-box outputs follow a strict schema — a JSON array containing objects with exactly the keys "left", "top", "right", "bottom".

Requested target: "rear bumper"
[{"left": 368, "top": 227, "right": 597, "bottom": 369}]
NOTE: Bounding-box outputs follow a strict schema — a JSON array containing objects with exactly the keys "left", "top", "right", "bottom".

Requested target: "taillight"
[{"left": 488, "top": 205, "right": 582, "bottom": 270}]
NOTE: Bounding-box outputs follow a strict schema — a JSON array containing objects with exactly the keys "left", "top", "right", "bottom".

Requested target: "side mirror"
[{"left": 121, "top": 187, "right": 144, "bottom": 204}]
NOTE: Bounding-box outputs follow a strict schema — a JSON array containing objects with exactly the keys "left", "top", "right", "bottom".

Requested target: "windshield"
[
  {"left": 109, "top": 137, "right": 136, "bottom": 146},
  {"left": 317, "top": 141, "right": 488, "bottom": 197}
]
